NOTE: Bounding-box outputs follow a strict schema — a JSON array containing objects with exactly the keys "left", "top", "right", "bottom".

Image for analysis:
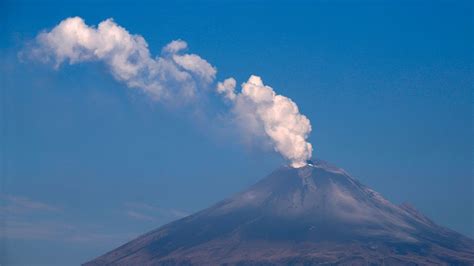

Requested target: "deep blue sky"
[{"left": 1, "top": 0, "right": 473, "bottom": 265}]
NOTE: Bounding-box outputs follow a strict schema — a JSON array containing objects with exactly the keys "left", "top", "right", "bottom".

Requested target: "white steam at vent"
[
  {"left": 27, "top": 17, "right": 313, "bottom": 167},
  {"left": 217, "top": 76, "right": 312, "bottom": 167}
]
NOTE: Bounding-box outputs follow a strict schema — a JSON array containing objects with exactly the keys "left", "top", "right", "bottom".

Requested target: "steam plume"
[
  {"left": 217, "top": 76, "right": 312, "bottom": 167},
  {"left": 27, "top": 17, "right": 313, "bottom": 167},
  {"left": 28, "top": 17, "right": 216, "bottom": 100}
]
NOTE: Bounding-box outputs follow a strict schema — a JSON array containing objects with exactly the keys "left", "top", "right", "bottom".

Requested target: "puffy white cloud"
[
  {"left": 222, "top": 75, "right": 313, "bottom": 167},
  {"left": 162, "top": 39, "right": 188, "bottom": 54},
  {"left": 28, "top": 17, "right": 313, "bottom": 167},
  {"left": 172, "top": 54, "right": 216, "bottom": 83},
  {"left": 216, "top": 77, "right": 237, "bottom": 101},
  {"left": 30, "top": 17, "right": 216, "bottom": 100}
]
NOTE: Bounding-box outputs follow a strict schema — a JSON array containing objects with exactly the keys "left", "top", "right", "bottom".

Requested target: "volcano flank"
[{"left": 84, "top": 160, "right": 474, "bottom": 265}]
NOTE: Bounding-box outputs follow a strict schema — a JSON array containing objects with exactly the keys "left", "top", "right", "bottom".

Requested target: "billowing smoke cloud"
[
  {"left": 27, "top": 17, "right": 313, "bottom": 167},
  {"left": 28, "top": 17, "right": 216, "bottom": 100},
  {"left": 217, "top": 76, "right": 312, "bottom": 167}
]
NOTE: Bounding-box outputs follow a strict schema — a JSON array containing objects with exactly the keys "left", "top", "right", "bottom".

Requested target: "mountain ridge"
[{"left": 84, "top": 160, "right": 474, "bottom": 265}]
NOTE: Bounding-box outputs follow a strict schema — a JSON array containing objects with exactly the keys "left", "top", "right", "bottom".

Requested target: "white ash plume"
[
  {"left": 27, "top": 17, "right": 216, "bottom": 100},
  {"left": 27, "top": 17, "right": 313, "bottom": 167},
  {"left": 217, "top": 76, "right": 313, "bottom": 167}
]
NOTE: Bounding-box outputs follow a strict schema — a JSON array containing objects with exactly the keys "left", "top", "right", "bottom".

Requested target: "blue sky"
[{"left": 1, "top": 0, "right": 473, "bottom": 265}]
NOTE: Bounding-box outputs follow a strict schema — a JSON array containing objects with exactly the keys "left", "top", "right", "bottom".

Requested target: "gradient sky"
[{"left": 1, "top": 0, "right": 473, "bottom": 265}]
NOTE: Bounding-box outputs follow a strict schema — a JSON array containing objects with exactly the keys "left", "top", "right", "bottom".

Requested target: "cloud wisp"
[
  {"left": 123, "top": 202, "right": 188, "bottom": 223},
  {"left": 0, "top": 194, "right": 138, "bottom": 244},
  {"left": 26, "top": 16, "right": 313, "bottom": 167},
  {"left": 0, "top": 193, "right": 60, "bottom": 214}
]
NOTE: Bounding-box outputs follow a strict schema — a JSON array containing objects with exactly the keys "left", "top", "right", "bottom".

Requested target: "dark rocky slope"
[{"left": 85, "top": 161, "right": 474, "bottom": 265}]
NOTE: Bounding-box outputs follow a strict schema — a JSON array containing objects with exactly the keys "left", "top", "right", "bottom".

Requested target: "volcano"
[{"left": 84, "top": 160, "right": 474, "bottom": 265}]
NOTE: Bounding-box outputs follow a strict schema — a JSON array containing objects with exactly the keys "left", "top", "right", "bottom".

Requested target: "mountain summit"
[{"left": 85, "top": 160, "right": 474, "bottom": 265}]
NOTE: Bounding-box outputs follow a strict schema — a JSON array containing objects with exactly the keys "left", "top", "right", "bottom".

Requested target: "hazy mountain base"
[
  {"left": 91, "top": 240, "right": 473, "bottom": 265},
  {"left": 85, "top": 161, "right": 474, "bottom": 265}
]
